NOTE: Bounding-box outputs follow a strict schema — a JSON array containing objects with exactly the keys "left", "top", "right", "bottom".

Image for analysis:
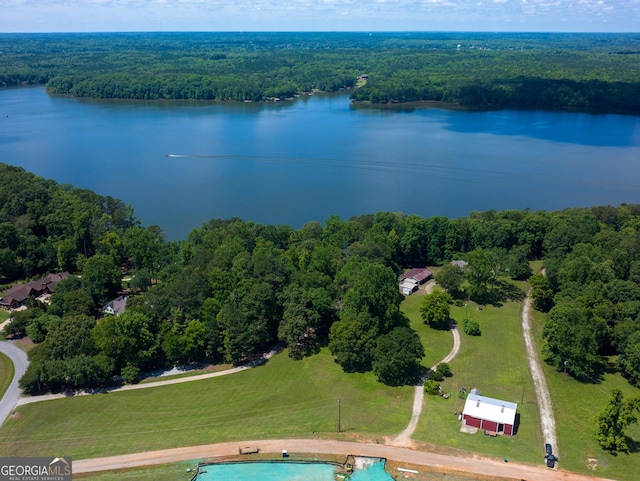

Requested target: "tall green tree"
[
  {"left": 82, "top": 254, "right": 121, "bottom": 305},
  {"left": 594, "top": 388, "right": 640, "bottom": 452},
  {"left": 92, "top": 311, "right": 158, "bottom": 371},
  {"left": 434, "top": 263, "right": 464, "bottom": 296},
  {"left": 529, "top": 272, "right": 554, "bottom": 312},
  {"left": 542, "top": 303, "right": 608, "bottom": 380},
  {"left": 618, "top": 331, "right": 640, "bottom": 387},
  {"left": 465, "top": 247, "right": 499, "bottom": 302},
  {"left": 372, "top": 326, "right": 425, "bottom": 386},
  {"left": 420, "top": 291, "right": 452, "bottom": 329},
  {"left": 329, "top": 311, "right": 380, "bottom": 372}
]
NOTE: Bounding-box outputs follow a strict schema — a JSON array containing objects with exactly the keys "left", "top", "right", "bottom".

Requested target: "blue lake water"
[
  {"left": 192, "top": 459, "right": 393, "bottom": 481},
  {"left": 1, "top": 86, "right": 639, "bottom": 240}
]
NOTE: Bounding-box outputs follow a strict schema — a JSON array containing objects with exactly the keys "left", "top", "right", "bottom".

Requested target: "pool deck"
[{"left": 73, "top": 438, "right": 616, "bottom": 481}]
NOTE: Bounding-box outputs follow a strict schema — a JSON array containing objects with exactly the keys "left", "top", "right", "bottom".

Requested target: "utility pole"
[{"left": 337, "top": 399, "right": 341, "bottom": 433}]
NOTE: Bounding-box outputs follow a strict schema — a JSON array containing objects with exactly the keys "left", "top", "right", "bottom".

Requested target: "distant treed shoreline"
[{"left": 1, "top": 32, "right": 639, "bottom": 114}]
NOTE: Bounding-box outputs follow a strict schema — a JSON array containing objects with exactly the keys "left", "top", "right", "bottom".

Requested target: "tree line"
[
  {"left": 2, "top": 164, "right": 640, "bottom": 393},
  {"left": 1, "top": 32, "right": 639, "bottom": 113}
]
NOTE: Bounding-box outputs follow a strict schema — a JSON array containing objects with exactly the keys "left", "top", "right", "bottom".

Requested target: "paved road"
[
  {"left": 73, "top": 438, "right": 616, "bottom": 481},
  {"left": 0, "top": 340, "right": 29, "bottom": 425}
]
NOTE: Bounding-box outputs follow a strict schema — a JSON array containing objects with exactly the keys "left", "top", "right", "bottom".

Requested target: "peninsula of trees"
[
  {"left": 1, "top": 32, "right": 639, "bottom": 114},
  {"left": 2, "top": 163, "right": 640, "bottom": 397}
]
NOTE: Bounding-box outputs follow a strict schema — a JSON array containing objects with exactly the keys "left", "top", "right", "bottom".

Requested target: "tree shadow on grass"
[
  {"left": 469, "top": 281, "right": 525, "bottom": 307},
  {"left": 625, "top": 436, "right": 640, "bottom": 454}
]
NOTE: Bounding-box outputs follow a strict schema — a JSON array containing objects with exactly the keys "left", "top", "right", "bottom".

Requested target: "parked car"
[
  {"left": 546, "top": 454, "right": 557, "bottom": 468},
  {"left": 545, "top": 443, "right": 553, "bottom": 456}
]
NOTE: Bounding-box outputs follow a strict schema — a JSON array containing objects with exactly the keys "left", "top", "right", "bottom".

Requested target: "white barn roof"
[{"left": 462, "top": 392, "right": 517, "bottom": 425}]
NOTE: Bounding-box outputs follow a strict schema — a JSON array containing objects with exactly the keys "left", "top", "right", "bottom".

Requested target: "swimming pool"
[{"left": 192, "top": 457, "right": 394, "bottom": 481}]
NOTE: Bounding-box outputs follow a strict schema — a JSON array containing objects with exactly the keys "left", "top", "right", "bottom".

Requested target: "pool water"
[{"left": 192, "top": 458, "right": 394, "bottom": 481}]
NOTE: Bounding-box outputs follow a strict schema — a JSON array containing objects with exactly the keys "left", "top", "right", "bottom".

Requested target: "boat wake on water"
[{"left": 161, "top": 153, "right": 601, "bottom": 193}]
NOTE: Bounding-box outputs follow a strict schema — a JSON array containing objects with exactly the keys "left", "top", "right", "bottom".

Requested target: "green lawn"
[
  {"left": 0, "top": 310, "right": 10, "bottom": 341},
  {"left": 0, "top": 352, "right": 14, "bottom": 401},
  {"left": 8, "top": 277, "right": 640, "bottom": 480},
  {"left": 400, "top": 289, "right": 454, "bottom": 369},
  {"left": 74, "top": 462, "right": 197, "bottom": 481},
  {"left": 0, "top": 348, "right": 414, "bottom": 459},
  {"left": 412, "top": 299, "right": 544, "bottom": 465},
  {"left": 530, "top": 308, "right": 640, "bottom": 481}
]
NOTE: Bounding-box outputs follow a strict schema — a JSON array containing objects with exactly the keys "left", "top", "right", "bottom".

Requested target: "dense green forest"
[
  {"left": 2, "top": 163, "right": 640, "bottom": 395},
  {"left": 1, "top": 32, "right": 639, "bottom": 113}
]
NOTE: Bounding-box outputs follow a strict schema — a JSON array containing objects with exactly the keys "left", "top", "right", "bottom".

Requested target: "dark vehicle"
[
  {"left": 545, "top": 443, "right": 553, "bottom": 456},
  {"left": 546, "top": 454, "right": 557, "bottom": 468}
]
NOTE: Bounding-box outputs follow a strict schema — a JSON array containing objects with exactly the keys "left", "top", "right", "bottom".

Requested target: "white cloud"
[{"left": 0, "top": 0, "right": 638, "bottom": 31}]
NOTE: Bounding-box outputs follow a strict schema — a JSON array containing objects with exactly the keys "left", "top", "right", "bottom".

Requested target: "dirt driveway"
[
  {"left": 521, "top": 286, "right": 558, "bottom": 455},
  {"left": 72, "top": 438, "right": 614, "bottom": 481}
]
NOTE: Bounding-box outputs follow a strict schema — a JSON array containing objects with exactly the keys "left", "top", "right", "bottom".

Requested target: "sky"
[{"left": 1, "top": 0, "right": 639, "bottom": 33}]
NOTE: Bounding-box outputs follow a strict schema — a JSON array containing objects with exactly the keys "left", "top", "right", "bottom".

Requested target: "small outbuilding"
[
  {"left": 399, "top": 267, "right": 432, "bottom": 295},
  {"left": 401, "top": 267, "right": 433, "bottom": 285},
  {"left": 399, "top": 280, "right": 418, "bottom": 295},
  {"left": 461, "top": 389, "right": 517, "bottom": 436}
]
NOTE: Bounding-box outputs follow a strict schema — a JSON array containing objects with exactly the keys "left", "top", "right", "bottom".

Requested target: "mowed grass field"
[
  {"left": 412, "top": 298, "right": 545, "bottom": 465},
  {"left": 530, "top": 308, "right": 640, "bottom": 481},
  {"left": 0, "top": 347, "right": 414, "bottom": 459},
  {"left": 7, "top": 271, "right": 640, "bottom": 480},
  {"left": 400, "top": 288, "right": 454, "bottom": 369},
  {"left": 0, "top": 352, "right": 14, "bottom": 400}
]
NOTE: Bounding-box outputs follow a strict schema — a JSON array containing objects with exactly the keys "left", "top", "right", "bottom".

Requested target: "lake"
[{"left": 1, "top": 86, "right": 639, "bottom": 240}]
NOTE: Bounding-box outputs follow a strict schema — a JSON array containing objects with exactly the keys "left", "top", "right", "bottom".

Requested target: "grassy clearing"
[
  {"left": 0, "top": 348, "right": 413, "bottom": 459},
  {"left": 0, "top": 352, "right": 14, "bottom": 400},
  {"left": 412, "top": 298, "right": 544, "bottom": 465},
  {"left": 400, "top": 289, "right": 453, "bottom": 369},
  {"left": 0, "top": 310, "right": 9, "bottom": 324},
  {"left": 530, "top": 308, "right": 640, "bottom": 481},
  {"left": 74, "top": 462, "right": 197, "bottom": 481}
]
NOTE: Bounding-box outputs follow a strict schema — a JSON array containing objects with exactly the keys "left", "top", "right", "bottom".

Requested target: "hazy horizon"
[{"left": 1, "top": 0, "right": 639, "bottom": 34}]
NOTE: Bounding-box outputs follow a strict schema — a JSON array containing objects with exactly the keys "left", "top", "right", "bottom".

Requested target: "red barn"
[{"left": 461, "top": 389, "right": 517, "bottom": 436}]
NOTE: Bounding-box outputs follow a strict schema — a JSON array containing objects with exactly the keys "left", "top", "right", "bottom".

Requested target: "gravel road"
[
  {"left": 521, "top": 286, "right": 558, "bottom": 456},
  {"left": 73, "top": 438, "right": 615, "bottom": 481}
]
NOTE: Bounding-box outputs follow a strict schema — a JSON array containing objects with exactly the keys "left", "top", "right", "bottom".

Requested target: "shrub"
[
  {"left": 424, "top": 379, "right": 441, "bottom": 395},
  {"left": 463, "top": 319, "right": 481, "bottom": 336},
  {"left": 430, "top": 369, "right": 444, "bottom": 382},
  {"left": 121, "top": 364, "right": 140, "bottom": 384},
  {"left": 436, "top": 362, "right": 453, "bottom": 378}
]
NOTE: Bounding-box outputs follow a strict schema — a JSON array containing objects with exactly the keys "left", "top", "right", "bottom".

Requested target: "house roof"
[
  {"left": 104, "top": 295, "right": 128, "bottom": 315},
  {"left": 451, "top": 260, "right": 469, "bottom": 268},
  {"left": 400, "top": 280, "right": 418, "bottom": 289},
  {"left": 402, "top": 267, "right": 433, "bottom": 283},
  {"left": 33, "top": 272, "right": 70, "bottom": 292},
  {"left": 0, "top": 285, "right": 38, "bottom": 306},
  {"left": 462, "top": 392, "right": 517, "bottom": 425},
  {"left": 0, "top": 272, "right": 70, "bottom": 307}
]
